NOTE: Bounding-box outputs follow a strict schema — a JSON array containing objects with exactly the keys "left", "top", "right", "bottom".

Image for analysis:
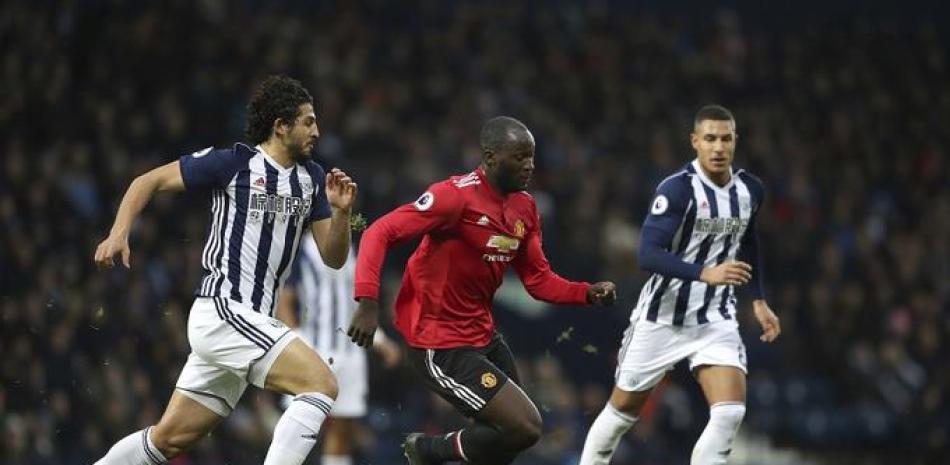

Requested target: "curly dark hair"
[{"left": 245, "top": 75, "right": 313, "bottom": 145}]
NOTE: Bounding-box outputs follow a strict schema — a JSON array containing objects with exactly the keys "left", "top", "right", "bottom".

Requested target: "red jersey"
[{"left": 354, "top": 168, "right": 591, "bottom": 349}]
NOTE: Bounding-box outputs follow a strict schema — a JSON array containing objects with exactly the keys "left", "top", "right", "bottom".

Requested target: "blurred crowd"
[{"left": 2, "top": 1, "right": 948, "bottom": 464}]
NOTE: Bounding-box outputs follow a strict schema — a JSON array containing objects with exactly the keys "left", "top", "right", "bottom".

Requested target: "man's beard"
[{"left": 289, "top": 142, "right": 313, "bottom": 163}]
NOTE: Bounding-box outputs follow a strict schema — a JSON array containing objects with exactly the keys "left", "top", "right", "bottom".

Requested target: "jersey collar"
[{"left": 255, "top": 144, "right": 296, "bottom": 174}]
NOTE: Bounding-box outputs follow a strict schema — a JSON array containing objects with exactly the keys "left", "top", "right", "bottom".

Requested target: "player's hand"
[
  {"left": 700, "top": 261, "right": 752, "bottom": 286},
  {"left": 753, "top": 300, "right": 781, "bottom": 343},
  {"left": 325, "top": 168, "right": 357, "bottom": 213},
  {"left": 347, "top": 298, "right": 379, "bottom": 348},
  {"left": 94, "top": 234, "right": 131, "bottom": 269},
  {"left": 587, "top": 281, "right": 617, "bottom": 306}
]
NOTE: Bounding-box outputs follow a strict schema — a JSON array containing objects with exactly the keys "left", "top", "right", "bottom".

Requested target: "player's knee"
[
  {"left": 709, "top": 402, "right": 745, "bottom": 429},
  {"left": 507, "top": 409, "right": 543, "bottom": 450},
  {"left": 303, "top": 370, "right": 338, "bottom": 400},
  {"left": 150, "top": 425, "right": 201, "bottom": 459}
]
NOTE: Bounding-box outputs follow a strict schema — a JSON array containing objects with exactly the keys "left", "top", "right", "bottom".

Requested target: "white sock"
[
  {"left": 263, "top": 392, "right": 334, "bottom": 465},
  {"left": 321, "top": 454, "right": 353, "bottom": 465},
  {"left": 94, "top": 426, "right": 167, "bottom": 465},
  {"left": 691, "top": 402, "right": 745, "bottom": 465},
  {"left": 579, "top": 403, "right": 638, "bottom": 465}
]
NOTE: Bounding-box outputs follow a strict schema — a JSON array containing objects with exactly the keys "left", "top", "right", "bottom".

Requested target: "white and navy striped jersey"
[
  {"left": 284, "top": 239, "right": 357, "bottom": 355},
  {"left": 633, "top": 159, "right": 765, "bottom": 326},
  {"left": 179, "top": 143, "right": 331, "bottom": 316}
]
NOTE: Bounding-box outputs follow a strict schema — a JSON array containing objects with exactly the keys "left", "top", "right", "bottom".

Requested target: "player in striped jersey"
[
  {"left": 579, "top": 105, "right": 781, "bottom": 465},
  {"left": 276, "top": 240, "right": 400, "bottom": 465},
  {"left": 92, "top": 75, "right": 357, "bottom": 465}
]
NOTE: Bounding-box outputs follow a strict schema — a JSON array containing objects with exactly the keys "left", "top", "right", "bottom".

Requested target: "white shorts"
[
  {"left": 284, "top": 347, "right": 368, "bottom": 417},
  {"left": 175, "top": 297, "right": 296, "bottom": 416},
  {"left": 615, "top": 318, "right": 747, "bottom": 392}
]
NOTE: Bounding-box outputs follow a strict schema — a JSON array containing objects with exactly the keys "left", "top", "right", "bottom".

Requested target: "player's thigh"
[
  {"left": 694, "top": 365, "right": 746, "bottom": 405},
  {"left": 404, "top": 346, "right": 509, "bottom": 418},
  {"left": 264, "top": 337, "right": 337, "bottom": 396},
  {"left": 688, "top": 320, "right": 747, "bottom": 404},
  {"left": 152, "top": 390, "right": 225, "bottom": 452},
  {"left": 476, "top": 378, "right": 542, "bottom": 435},
  {"left": 615, "top": 319, "right": 688, "bottom": 393}
]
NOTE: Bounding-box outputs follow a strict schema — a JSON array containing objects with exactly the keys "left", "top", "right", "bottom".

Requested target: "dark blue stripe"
[
  {"left": 672, "top": 185, "right": 719, "bottom": 325},
  {"left": 142, "top": 427, "right": 162, "bottom": 465},
  {"left": 199, "top": 193, "right": 216, "bottom": 295},
  {"left": 296, "top": 395, "right": 332, "bottom": 414},
  {"left": 698, "top": 185, "right": 739, "bottom": 323},
  {"left": 251, "top": 164, "right": 279, "bottom": 312},
  {"left": 213, "top": 297, "right": 270, "bottom": 351},
  {"left": 212, "top": 190, "right": 231, "bottom": 295},
  {"left": 268, "top": 166, "right": 304, "bottom": 316},
  {"left": 716, "top": 184, "right": 742, "bottom": 320},
  {"left": 201, "top": 191, "right": 225, "bottom": 295},
  {"left": 227, "top": 170, "right": 251, "bottom": 301},
  {"left": 646, "top": 200, "right": 697, "bottom": 322},
  {"left": 223, "top": 298, "right": 276, "bottom": 345}
]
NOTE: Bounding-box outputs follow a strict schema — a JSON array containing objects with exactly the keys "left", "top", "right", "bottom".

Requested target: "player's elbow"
[{"left": 637, "top": 246, "right": 659, "bottom": 273}]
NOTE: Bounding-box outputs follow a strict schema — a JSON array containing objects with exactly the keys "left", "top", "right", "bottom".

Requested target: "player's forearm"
[
  {"left": 319, "top": 208, "right": 352, "bottom": 269},
  {"left": 638, "top": 243, "right": 703, "bottom": 281},
  {"left": 524, "top": 272, "right": 590, "bottom": 305},
  {"left": 108, "top": 174, "right": 162, "bottom": 238}
]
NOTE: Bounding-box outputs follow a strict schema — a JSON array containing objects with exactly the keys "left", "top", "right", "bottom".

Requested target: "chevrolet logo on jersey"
[{"left": 486, "top": 235, "right": 520, "bottom": 253}]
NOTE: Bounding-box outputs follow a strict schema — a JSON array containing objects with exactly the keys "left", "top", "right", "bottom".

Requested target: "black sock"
[{"left": 417, "top": 432, "right": 461, "bottom": 462}]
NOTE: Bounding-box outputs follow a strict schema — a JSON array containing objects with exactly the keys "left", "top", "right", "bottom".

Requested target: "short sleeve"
[{"left": 179, "top": 146, "right": 245, "bottom": 190}]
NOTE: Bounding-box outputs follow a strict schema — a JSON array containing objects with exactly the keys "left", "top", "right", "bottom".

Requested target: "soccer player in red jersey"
[{"left": 347, "top": 116, "right": 617, "bottom": 465}]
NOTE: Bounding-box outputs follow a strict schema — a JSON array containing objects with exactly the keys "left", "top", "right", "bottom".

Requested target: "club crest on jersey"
[
  {"left": 481, "top": 372, "right": 498, "bottom": 389},
  {"left": 513, "top": 219, "right": 526, "bottom": 238},
  {"left": 253, "top": 177, "right": 266, "bottom": 187}
]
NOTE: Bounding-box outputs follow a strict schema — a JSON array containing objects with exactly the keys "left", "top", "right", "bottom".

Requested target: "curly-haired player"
[{"left": 93, "top": 75, "right": 358, "bottom": 465}]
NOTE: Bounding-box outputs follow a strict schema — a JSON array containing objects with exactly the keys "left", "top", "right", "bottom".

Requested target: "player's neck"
[
  {"left": 697, "top": 163, "right": 732, "bottom": 187},
  {"left": 259, "top": 140, "right": 295, "bottom": 168},
  {"left": 478, "top": 165, "right": 508, "bottom": 196}
]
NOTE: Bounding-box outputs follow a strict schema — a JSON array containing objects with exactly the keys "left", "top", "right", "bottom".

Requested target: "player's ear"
[
  {"left": 273, "top": 118, "right": 291, "bottom": 137},
  {"left": 483, "top": 149, "right": 496, "bottom": 168}
]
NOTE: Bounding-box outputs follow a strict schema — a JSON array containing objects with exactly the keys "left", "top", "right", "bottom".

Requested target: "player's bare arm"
[
  {"left": 94, "top": 160, "right": 185, "bottom": 269},
  {"left": 311, "top": 168, "right": 357, "bottom": 269},
  {"left": 699, "top": 261, "right": 753, "bottom": 286},
  {"left": 752, "top": 299, "right": 781, "bottom": 343}
]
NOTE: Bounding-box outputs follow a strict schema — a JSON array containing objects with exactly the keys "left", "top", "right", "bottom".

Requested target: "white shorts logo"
[
  {"left": 414, "top": 191, "right": 435, "bottom": 211},
  {"left": 651, "top": 195, "right": 669, "bottom": 215}
]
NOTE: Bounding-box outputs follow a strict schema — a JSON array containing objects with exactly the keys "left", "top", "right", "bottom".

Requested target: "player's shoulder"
[
  {"left": 655, "top": 165, "right": 693, "bottom": 193},
  {"left": 735, "top": 169, "right": 765, "bottom": 196},
  {"left": 300, "top": 159, "right": 327, "bottom": 180}
]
